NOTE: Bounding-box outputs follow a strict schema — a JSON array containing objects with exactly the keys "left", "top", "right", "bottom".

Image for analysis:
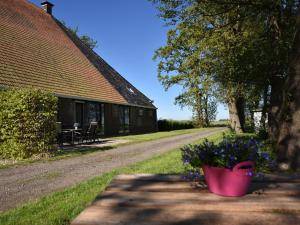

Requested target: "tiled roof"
[{"left": 0, "top": 0, "right": 156, "bottom": 109}]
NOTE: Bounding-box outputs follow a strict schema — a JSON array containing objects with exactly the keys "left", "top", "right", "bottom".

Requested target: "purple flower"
[
  {"left": 261, "top": 153, "right": 270, "bottom": 161},
  {"left": 246, "top": 171, "right": 253, "bottom": 176}
]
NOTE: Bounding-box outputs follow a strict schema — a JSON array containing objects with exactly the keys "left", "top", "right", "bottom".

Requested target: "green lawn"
[
  {"left": 0, "top": 127, "right": 212, "bottom": 169},
  {"left": 113, "top": 127, "right": 210, "bottom": 142},
  {"left": 0, "top": 132, "right": 225, "bottom": 225}
]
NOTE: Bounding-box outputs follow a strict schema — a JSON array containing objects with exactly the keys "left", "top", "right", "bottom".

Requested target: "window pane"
[
  {"left": 87, "top": 102, "right": 97, "bottom": 123},
  {"left": 119, "top": 106, "right": 130, "bottom": 134},
  {"left": 100, "top": 104, "right": 105, "bottom": 135}
]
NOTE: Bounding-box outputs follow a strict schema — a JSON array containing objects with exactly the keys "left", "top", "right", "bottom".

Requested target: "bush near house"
[
  {"left": 0, "top": 88, "right": 58, "bottom": 159},
  {"left": 158, "top": 119, "right": 195, "bottom": 131}
]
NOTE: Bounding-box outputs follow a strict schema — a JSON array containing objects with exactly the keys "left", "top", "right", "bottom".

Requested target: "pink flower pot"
[{"left": 202, "top": 161, "right": 255, "bottom": 197}]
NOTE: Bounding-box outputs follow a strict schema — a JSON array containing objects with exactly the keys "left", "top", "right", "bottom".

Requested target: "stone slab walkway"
[
  {"left": 72, "top": 174, "right": 300, "bottom": 225},
  {"left": 0, "top": 128, "right": 226, "bottom": 212}
]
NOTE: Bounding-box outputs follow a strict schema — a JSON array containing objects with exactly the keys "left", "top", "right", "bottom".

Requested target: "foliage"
[
  {"left": 181, "top": 134, "right": 274, "bottom": 176},
  {"left": 0, "top": 89, "right": 58, "bottom": 159},
  {"left": 150, "top": 0, "right": 299, "bottom": 132},
  {"left": 157, "top": 119, "right": 195, "bottom": 131},
  {"left": 61, "top": 21, "right": 98, "bottom": 49},
  {"left": 209, "top": 119, "right": 229, "bottom": 127},
  {"left": 77, "top": 33, "right": 98, "bottom": 49}
]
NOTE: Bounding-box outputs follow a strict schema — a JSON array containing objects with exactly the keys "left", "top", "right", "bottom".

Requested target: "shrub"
[
  {"left": 158, "top": 119, "right": 195, "bottom": 131},
  {"left": 0, "top": 88, "right": 58, "bottom": 159}
]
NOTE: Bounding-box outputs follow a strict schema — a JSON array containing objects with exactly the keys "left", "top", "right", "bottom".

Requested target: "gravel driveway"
[{"left": 0, "top": 128, "right": 226, "bottom": 212}]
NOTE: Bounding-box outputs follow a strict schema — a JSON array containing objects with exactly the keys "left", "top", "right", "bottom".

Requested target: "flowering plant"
[{"left": 181, "top": 137, "right": 273, "bottom": 178}]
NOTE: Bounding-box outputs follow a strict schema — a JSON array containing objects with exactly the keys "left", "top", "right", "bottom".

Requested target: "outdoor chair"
[
  {"left": 83, "top": 122, "right": 98, "bottom": 143},
  {"left": 73, "top": 123, "right": 83, "bottom": 144},
  {"left": 94, "top": 127, "right": 103, "bottom": 142}
]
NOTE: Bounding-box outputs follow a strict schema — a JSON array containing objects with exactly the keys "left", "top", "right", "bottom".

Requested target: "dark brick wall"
[{"left": 58, "top": 98, "right": 157, "bottom": 136}]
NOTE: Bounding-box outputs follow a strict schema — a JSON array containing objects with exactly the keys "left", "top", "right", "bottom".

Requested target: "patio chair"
[
  {"left": 83, "top": 122, "right": 98, "bottom": 143},
  {"left": 95, "top": 127, "right": 103, "bottom": 143},
  {"left": 73, "top": 123, "right": 83, "bottom": 144}
]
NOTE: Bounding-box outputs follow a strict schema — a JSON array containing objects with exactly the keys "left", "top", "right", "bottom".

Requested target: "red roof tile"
[{"left": 0, "top": 0, "right": 155, "bottom": 108}]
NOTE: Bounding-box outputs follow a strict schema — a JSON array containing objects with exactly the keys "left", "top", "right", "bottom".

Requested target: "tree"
[
  {"left": 153, "top": 25, "right": 218, "bottom": 126},
  {"left": 151, "top": 0, "right": 264, "bottom": 131},
  {"left": 79, "top": 35, "right": 98, "bottom": 50},
  {"left": 151, "top": 0, "right": 300, "bottom": 169},
  {"left": 263, "top": 1, "right": 299, "bottom": 141},
  {"left": 276, "top": 9, "right": 300, "bottom": 170},
  {"left": 150, "top": 0, "right": 298, "bottom": 134}
]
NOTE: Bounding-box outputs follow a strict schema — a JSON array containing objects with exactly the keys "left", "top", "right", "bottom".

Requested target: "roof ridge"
[{"left": 53, "top": 19, "right": 156, "bottom": 109}]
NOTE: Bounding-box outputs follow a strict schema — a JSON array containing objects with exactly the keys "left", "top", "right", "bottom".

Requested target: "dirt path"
[{"left": 0, "top": 128, "right": 226, "bottom": 212}]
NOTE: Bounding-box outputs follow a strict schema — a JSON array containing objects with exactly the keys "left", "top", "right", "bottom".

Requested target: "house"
[{"left": 0, "top": 0, "right": 157, "bottom": 136}]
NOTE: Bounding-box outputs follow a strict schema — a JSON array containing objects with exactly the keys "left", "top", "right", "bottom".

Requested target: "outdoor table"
[
  {"left": 62, "top": 128, "right": 82, "bottom": 145},
  {"left": 71, "top": 174, "right": 300, "bottom": 225}
]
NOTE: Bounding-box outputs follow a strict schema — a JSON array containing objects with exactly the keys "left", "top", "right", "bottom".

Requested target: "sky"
[{"left": 30, "top": 0, "right": 229, "bottom": 120}]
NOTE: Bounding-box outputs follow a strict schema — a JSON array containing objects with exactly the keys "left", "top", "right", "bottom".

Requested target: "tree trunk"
[
  {"left": 228, "top": 97, "right": 244, "bottom": 133},
  {"left": 276, "top": 24, "right": 300, "bottom": 170},
  {"left": 268, "top": 76, "right": 284, "bottom": 141},
  {"left": 194, "top": 96, "right": 204, "bottom": 127},
  {"left": 204, "top": 94, "right": 209, "bottom": 127}
]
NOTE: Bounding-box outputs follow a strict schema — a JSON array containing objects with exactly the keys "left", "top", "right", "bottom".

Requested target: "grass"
[
  {"left": 0, "top": 146, "right": 115, "bottom": 169},
  {"left": 0, "top": 132, "right": 225, "bottom": 225},
  {"left": 0, "top": 127, "right": 212, "bottom": 169},
  {"left": 114, "top": 127, "right": 209, "bottom": 142},
  {"left": 210, "top": 120, "right": 229, "bottom": 127}
]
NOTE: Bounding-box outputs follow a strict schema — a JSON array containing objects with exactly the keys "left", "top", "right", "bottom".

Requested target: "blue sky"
[{"left": 30, "top": 0, "right": 229, "bottom": 120}]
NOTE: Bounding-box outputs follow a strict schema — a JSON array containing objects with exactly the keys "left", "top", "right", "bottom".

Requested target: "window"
[
  {"left": 100, "top": 104, "right": 105, "bottom": 135},
  {"left": 87, "top": 102, "right": 99, "bottom": 123},
  {"left": 87, "top": 102, "right": 105, "bottom": 135},
  {"left": 119, "top": 106, "right": 130, "bottom": 134}
]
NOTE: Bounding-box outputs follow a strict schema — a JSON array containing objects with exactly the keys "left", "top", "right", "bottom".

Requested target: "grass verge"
[
  {"left": 0, "top": 127, "right": 213, "bottom": 169},
  {"left": 0, "top": 132, "right": 225, "bottom": 225},
  {"left": 113, "top": 127, "right": 210, "bottom": 142}
]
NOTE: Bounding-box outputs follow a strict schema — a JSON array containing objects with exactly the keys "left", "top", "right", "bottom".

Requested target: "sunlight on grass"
[
  {"left": 0, "top": 132, "right": 225, "bottom": 225},
  {"left": 115, "top": 127, "right": 210, "bottom": 142}
]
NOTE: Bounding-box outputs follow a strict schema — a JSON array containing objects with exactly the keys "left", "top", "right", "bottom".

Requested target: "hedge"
[
  {"left": 158, "top": 119, "right": 195, "bottom": 131},
  {"left": 0, "top": 88, "right": 58, "bottom": 159}
]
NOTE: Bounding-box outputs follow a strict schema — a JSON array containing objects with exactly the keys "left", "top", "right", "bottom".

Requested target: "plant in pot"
[{"left": 181, "top": 137, "right": 272, "bottom": 197}]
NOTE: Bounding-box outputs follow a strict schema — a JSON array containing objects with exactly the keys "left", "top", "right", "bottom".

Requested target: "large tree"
[
  {"left": 276, "top": 9, "right": 300, "bottom": 170},
  {"left": 151, "top": 0, "right": 298, "bottom": 134},
  {"left": 151, "top": 0, "right": 266, "bottom": 131}
]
